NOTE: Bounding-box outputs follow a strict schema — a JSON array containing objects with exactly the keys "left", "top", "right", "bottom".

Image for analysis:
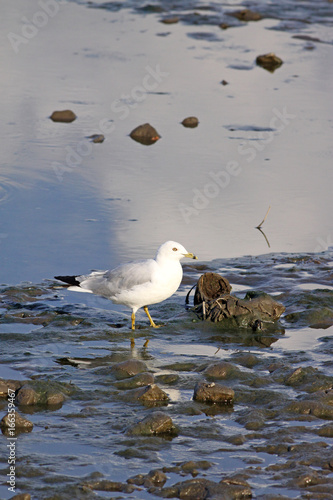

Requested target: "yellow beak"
[{"left": 184, "top": 252, "right": 198, "bottom": 260}]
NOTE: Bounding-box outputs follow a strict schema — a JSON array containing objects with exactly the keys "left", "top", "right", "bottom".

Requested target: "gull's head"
[{"left": 156, "top": 241, "right": 198, "bottom": 262}]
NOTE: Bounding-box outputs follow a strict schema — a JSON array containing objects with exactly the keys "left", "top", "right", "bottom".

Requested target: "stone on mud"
[
  {"left": 50, "top": 109, "right": 76, "bottom": 123},
  {"left": 193, "top": 382, "right": 234, "bottom": 405},
  {"left": 129, "top": 123, "right": 160, "bottom": 145},
  {"left": 127, "top": 411, "right": 178, "bottom": 436}
]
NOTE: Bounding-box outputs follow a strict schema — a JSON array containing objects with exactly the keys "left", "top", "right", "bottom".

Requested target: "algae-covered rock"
[
  {"left": 193, "top": 382, "right": 234, "bottom": 405},
  {"left": 127, "top": 411, "right": 178, "bottom": 436},
  {"left": 203, "top": 361, "right": 241, "bottom": 380},
  {"left": 122, "top": 384, "right": 169, "bottom": 403},
  {"left": 84, "top": 480, "right": 136, "bottom": 493},
  {"left": 287, "top": 400, "right": 333, "bottom": 420},
  {"left": 113, "top": 372, "right": 154, "bottom": 390},
  {"left": 154, "top": 477, "right": 252, "bottom": 499},
  {"left": 111, "top": 359, "right": 149, "bottom": 379},
  {"left": 190, "top": 272, "right": 285, "bottom": 327},
  {"left": 15, "top": 380, "right": 73, "bottom": 407}
]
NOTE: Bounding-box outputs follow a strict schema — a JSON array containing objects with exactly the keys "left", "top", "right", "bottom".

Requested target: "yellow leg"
[
  {"left": 130, "top": 313, "right": 136, "bottom": 347},
  {"left": 144, "top": 306, "right": 160, "bottom": 328}
]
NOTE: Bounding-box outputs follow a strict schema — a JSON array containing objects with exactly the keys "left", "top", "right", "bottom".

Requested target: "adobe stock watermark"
[
  {"left": 179, "top": 161, "right": 242, "bottom": 224},
  {"left": 179, "top": 105, "right": 296, "bottom": 224},
  {"left": 52, "top": 64, "right": 169, "bottom": 182},
  {"left": 7, "top": 0, "right": 65, "bottom": 54},
  {"left": 6, "top": 389, "right": 17, "bottom": 494}
]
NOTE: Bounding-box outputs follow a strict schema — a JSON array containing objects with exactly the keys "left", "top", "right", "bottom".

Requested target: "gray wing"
[{"left": 79, "top": 259, "right": 156, "bottom": 299}]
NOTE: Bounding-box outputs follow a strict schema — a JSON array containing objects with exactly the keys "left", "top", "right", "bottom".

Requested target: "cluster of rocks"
[
  {"left": 49, "top": 112, "right": 200, "bottom": 146},
  {"left": 0, "top": 378, "right": 75, "bottom": 437}
]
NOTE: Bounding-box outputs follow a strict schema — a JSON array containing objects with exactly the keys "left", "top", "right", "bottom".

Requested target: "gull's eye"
[{"left": 172, "top": 247, "right": 178, "bottom": 252}]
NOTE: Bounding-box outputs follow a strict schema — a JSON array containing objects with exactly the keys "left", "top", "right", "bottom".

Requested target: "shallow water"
[
  {"left": 0, "top": 0, "right": 333, "bottom": 499},
  {"left": 1, "top": 0, "right": 333, "bottom": 283}
]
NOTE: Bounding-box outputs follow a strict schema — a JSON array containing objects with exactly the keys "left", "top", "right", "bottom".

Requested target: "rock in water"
[
  {"left": 129, "top": 123, "right": 160, "bottom": 145},
  {"left": 229, "top": 9, "right": 262, "bottom": 21},
  {"left": 127, "top": 411, "right": 178, "bottom": 436},
  {"left": 50, "top": 109, "right": 76, "bottom": 122},
  {"left": 193, "top": 382, "right": 234, "bottom": 404},
  {"left": 0, "top": 411, "right": 33, "bottom": 432},
  {"left": 256, "top": 53, "right": 283, "bottom": 72},
  {"left": 181, "top": 116, "right": 199, "bottom": 128}
]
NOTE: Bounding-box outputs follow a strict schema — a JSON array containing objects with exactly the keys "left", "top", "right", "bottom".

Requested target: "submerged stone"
[{"left": 127, "top": 411, "right": 178, "bottom": 436}]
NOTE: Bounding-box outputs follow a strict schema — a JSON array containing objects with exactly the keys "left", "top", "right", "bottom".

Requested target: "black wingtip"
[{"left": 54, "top": 275, "right": 80, "bottom": 286}]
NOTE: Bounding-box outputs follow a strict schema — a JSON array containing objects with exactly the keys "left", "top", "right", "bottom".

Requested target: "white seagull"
[{"left": 55, "top": 240, "right": 197, "bottom": 331}]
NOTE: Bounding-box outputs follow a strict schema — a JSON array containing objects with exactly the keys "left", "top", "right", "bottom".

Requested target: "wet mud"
[{"left": 1, "top": 251, "right": 333, "bottom": 498}]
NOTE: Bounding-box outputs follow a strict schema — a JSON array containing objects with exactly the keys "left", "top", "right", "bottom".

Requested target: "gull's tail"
[
  {"left": 54, "top": 275, "right": 80, "bottom": 286},
  {"left": 54, "top": 275, "right": 94, "bottom": 293}
]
